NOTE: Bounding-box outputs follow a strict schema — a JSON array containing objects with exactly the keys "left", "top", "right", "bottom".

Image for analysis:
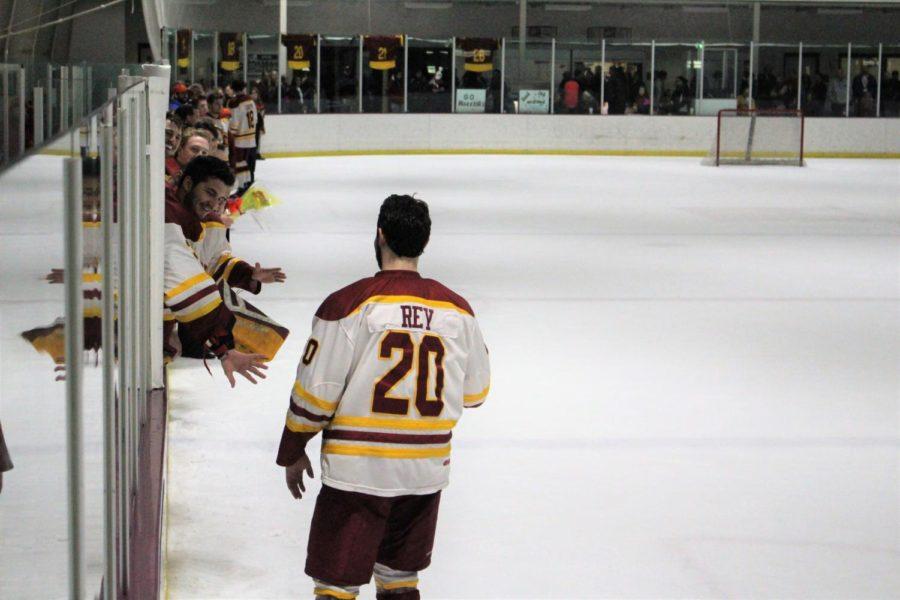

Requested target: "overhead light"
[
  {"left": 261, "top": 0, "right": 313, "bottom": 5},
  {"left": 682, "top": 5, "right": 729, "bottom": 13},
  {"left": 544, "top": 3, "right": 591, "bottom": 11},
  {"left": 405, "top": 1, "right": 452, "bottom": 8}
]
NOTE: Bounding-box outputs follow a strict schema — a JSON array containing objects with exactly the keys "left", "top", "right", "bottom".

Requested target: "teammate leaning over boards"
[
  {"left": 276, "top": 195, "right": 491, "bottom": 600},
  {"left": 164, "top": 156, "right": 267, "bottom": 386}
]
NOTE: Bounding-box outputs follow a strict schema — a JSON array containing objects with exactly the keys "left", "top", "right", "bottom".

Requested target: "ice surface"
[{"left": 2, "top": 154, "right": 898, "bottom": 598}]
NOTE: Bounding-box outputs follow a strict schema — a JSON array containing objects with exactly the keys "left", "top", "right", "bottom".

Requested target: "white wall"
[{"left": 259, "top": 114, "right": 900, "bottom": 157}]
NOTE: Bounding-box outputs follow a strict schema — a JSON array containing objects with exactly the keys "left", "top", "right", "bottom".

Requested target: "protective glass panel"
[
  {"left": 320, "top": 36, "right": 360, "bottom": 113},
  {"left": 755, "top": 44, "right": 796, "bottom": 110},
  {"left": 193, "top": 32, "right": 216, "bottom": 91},
  {"left": 843, "top": 45, "right": 879, "bottom": 117},
  {"left": 247, "top": 34, "right": 279, "bottom": 114},
  {"left": 407, "top": 38, "right": 453, "bottom": 113},
  {"left": 281, "top": 36, "right": 319, "bottom": 115},
  {"left": 504, "top": 41, "right": 552, "bottom": 114},
  {"left": 361, "top": 36, "right": 404, "bottom": 113},
  {"left": 882, "top": 46, "right": 900, "bottom": 117},
  {"left": 603, "top": 43, "right": 652, "bottom": 115},
  {"left": 0, "top": 128, "right": 72, "bottom": 598},
  {"left": 653, "top": 43, "right": 698, "bottom": 115},
  {"left": 797, "top": 44, "right": 839, "bottom": 117},
  {"left": 554, "top": 41, "right": 603, "bottom": 115},
  {"left": 453, "top": 38, "right": 502, "bottom": 114}
]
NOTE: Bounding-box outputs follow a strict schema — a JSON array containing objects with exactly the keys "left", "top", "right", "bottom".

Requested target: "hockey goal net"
[{"left": 705, "top": 109, "right": 805, "bottom": 166}]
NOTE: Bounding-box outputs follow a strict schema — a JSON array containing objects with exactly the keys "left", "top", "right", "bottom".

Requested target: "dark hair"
[
  {"left": 178, "top": 155, "right": 235, "bottom": 190},
  {"left": 206, "top": 93, "right": 222, "bottom": 105},
  {"left": 174, "top": 103, "right": 195, "bottom": 122},
  {"left": 377, "top": 195, "right": 431, "bottom": 258},
  {"left": 232, "top": 79, "right": 247, "bottom": 92},
  {"left": 194, "top": 117, "right": 221, "bottom": 139},
  {"left": 165, "top": 112, "right": 184, "bottom": 128}
]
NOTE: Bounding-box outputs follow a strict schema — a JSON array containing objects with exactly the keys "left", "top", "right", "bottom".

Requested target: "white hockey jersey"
[
  {"left": 279, "top": 270, "right": 490, "bottom": 497},
  {"left": 228, "top": 95, "right": 258, "bottom": 149}
]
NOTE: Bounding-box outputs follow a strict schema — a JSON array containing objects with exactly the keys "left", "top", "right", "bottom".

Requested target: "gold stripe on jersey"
[
  {"left": 285, "top": 417, "right": 323, "bottom": 433},
  {"left": 165, "top": 272, "right": 210, "bottom": 300},
  {"left": 203, "top": 221, "right": 227, "bottom": 229},
  {"left": 180, "top": 296, "right": 222, "bottom": 323},
  {"left": 83, "top": 273, "right": 102, "bottom": 283},
  {"left": 323, "top": 443, "right": 451, "bottom": 459},
  {"left": 293, "top": 380, "right": 338, "bottom": 411},
  {"left": 348, "top": 294, "right": 472, "bottom": 317},
  {"left": 232, "top": 132, "right": 256, "bottom": 139},
  {"left": 464, "top": 382, "right": 490, "bottom": 403},
  {"left": 331, "top": 415, "right": 456, "bottom": 431}
]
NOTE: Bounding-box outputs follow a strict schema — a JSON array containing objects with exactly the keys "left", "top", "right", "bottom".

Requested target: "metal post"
[
  {"left": 33, "top": 87, "right": 44, "bottom": 145},
  {"left": 698, "top": 42, "right": 705, "bottom": 114},
  {"left": 2, "top": 67, "right": 10, "bottom": 160},
  {"left": 550, "top": 38, "right": 555, "bottom": 115},
  {"left": 64, "top": 156, "right": 85, "bottom": 600},
  {"left": 748, "top": 40, "right": 754, "bottom": 109},
  {"left": 845, "top": 43, "right": 851, "bottom": 117},
  {"left": 214, "top": 32, "right": 219, "bottom": 89},
  {"left": 115, "top": 99, "right": 130, "bottom": 594},
  {"left": 278, "top": 0, "right": 287, "bottom": 114},
  {"left": 18, "top": 67, "right": 25, "bottom": 153},
  {"left": 100, "top": 103, "right": 117, "bottom": 600},
  {"left": 71, "top": 65, "right": 82, "bottom": 123},
  {"left": 60, "top": 65, "right": 69, "bottom": 131},
  {"left": 650, "top": 40, "right": 655, "bottom": 115},
  {"left": 403, "top": 39, "right": 409, "bottom": 113},
  {"left": 500, "top": 38, "right": 506, "bottom": 114},
  {"left": 47, "top": 64, "right": 54, "bottom": 136},
  {"left": 600, "top": 39, "right": 605, "bottom": 112},
  {"left": 451, "top": 37, "right": 456, "bottom": 113},
  {"left": 876, "top": 43, "right": 882, "bottom": 117},
  {"left": 797, "top": 42, "right": 803, "bottom": 111},
  {"left": 243, "top": 33, "right": 249, "bottom": 82},
  {"left": 316, "top": 35, "right": 321, "bottom": 113},
  {"left": 518, "top": 0, "right": 527, "bottom": 76},
  {"left": 358, "top": 35, "right": 364, "bottom": 113},
  {"left": 87, "top": 66, "right": 93, "bottom": 113},
  {"left": 190, "top": 32, "right": 196, "bottom": 84},
  {"left": 129, "top": 95, "right": 140, "bottom": 490}
]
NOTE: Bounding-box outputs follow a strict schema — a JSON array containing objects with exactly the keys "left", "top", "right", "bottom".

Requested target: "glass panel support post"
[
  {"left": 358, "top": 35, "right": 364, "bottom": 113},
  {"left": 845, "top": 43, "right": 851, "bottom": 117},
  {"left": 797, "top": 42, "right": 803, "bottom": 111},
  {"left": 403, "top": 38, "right": 409, "bottom": 113},
  {"left": 550, "top": 38, "right": 556, "bottom": 115},
  {"left": 600, "top": 39, "right": 606, "bottom": 112},
  {"left": 451, "top": 37, "right": 457, "bottom": 113},
  {"left": 316, "top": 35, "right": 322, "bottom": 114},
  {"left": 500, "top": 38, "right": 506, "bottom": 114},
  {"left": 650, "top": 41, "right": 656, "bottom": 115},
  {"left": 876, "top": 43, "right": 882, "bottom": 117}
]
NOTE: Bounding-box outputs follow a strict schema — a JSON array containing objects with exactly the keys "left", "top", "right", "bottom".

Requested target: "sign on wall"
[
  {"left": 518, "top": 89, "right": 550, "bottom": 114},
  {"left": 456, "top": 89, "right": 487, "bottom": 113}
]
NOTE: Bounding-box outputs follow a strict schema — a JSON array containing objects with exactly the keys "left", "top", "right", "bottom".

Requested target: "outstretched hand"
[
  {"left": 252, "top": 263, "right": 286, "bottom": 284},
  {"left": 46, "top": 269, "right": 64, "bottom": 284},
  {"left": 285, "top": 453, "right": 314, "bottom": 500},
  {"left": 220, "top": 350, "right": 268, "bottom": 387}
]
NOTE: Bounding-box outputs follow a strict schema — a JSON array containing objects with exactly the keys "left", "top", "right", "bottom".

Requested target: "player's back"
[{"left": 287, "top": 269, "right": 490, "bottom": 497}]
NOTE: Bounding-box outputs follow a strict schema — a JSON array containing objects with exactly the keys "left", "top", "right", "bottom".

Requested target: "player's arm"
[
  {"left": 463, "top": 319, "right": 491, "bottom": 409},
  {"left": 277, "top": 316, "right": 355, "bottom": 498},
  {"left": 164, "top": 224, "right": 266, "bottom": 385}
]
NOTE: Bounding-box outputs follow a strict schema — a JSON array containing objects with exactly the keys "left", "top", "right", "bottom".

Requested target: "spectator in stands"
[
  {"left": 170, "top": 82, "right": 189, "bottom": 110},
  {"left": 197, "top": 97, "right": 209, "bottom": 119},
  {"left": 828, "top": 67, "right": 848, "bottom": 116},
  {"left": 883, "top": 71, "right": 900, "bottom": 117},
  {"left": 736, "top": 85, "right": 753, "bottom": 111},
  {"left": 670, "top": 76, "right": 691, "bottom": 115},
  {"left": 852, "top": 66, "right": 877, "bottom": 116},
  {"left": 653, "top": 70, "right": 668, "bottom": 109},
  {"left": 175, "top": 129, "right": 211, "bottom": 174},
  {"left": 634, "top": 85, "right": 651, "bottom": 115},
  {"left": 808, "top": 73, "right": 828, "bottom": 117},
  {"left": 559, "top": 71, "right": 580, "bottom": 114},
  {"left": 606, "top": 66, "right": 628, "bottom": 115},
  {"left": 756, "top": 66, "right": 778, "bottom": 108}
]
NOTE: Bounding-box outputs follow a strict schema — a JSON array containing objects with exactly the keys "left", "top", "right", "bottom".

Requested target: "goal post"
[{"left": 705, "top": 108, "right": 805, "bottom": 166}]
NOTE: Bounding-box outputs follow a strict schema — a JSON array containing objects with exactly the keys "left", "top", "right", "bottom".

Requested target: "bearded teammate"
[{"left": 277, "top": 195, "right": 491, "bottom": 600}]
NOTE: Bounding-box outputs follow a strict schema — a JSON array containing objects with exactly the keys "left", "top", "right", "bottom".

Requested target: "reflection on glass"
[
  {"left": 454, "top": 38, "right": 502, "bottom": 114},
  {"left": 843, "top": 45, "right": 879, "bottom": 117},
  {"left": 882, "top": 47, "right": 900, "bottom": 117},
  {"left": 652, "top": 44, "right": 697, "bottom": 115},
  {"left": 321, "top": 36, "right": 359, "bottom": 113},
  {"left": 407, "top": 39, "right": 452, "bottom": 113},
  {"left": 193, "top": 33, "right": 216, "bottom": 91},
  {"left": 603, "top": 43, "right": 651, "bottom": 115},
  {"left": 247, "top": 35, "right": 279, "bottom": 114}
]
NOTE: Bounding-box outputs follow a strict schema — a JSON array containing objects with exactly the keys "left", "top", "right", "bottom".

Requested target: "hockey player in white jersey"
[
  {"left": 227, "top": 79, "right": 258, "bottom": 192},
  {"left": 276, "top": 195, "right": 490, "bottom": 600}
]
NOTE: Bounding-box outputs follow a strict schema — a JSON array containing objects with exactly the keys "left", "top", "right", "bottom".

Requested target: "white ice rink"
[{"left": 3, "top": 154, "right": 900, "bottom": 598}]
